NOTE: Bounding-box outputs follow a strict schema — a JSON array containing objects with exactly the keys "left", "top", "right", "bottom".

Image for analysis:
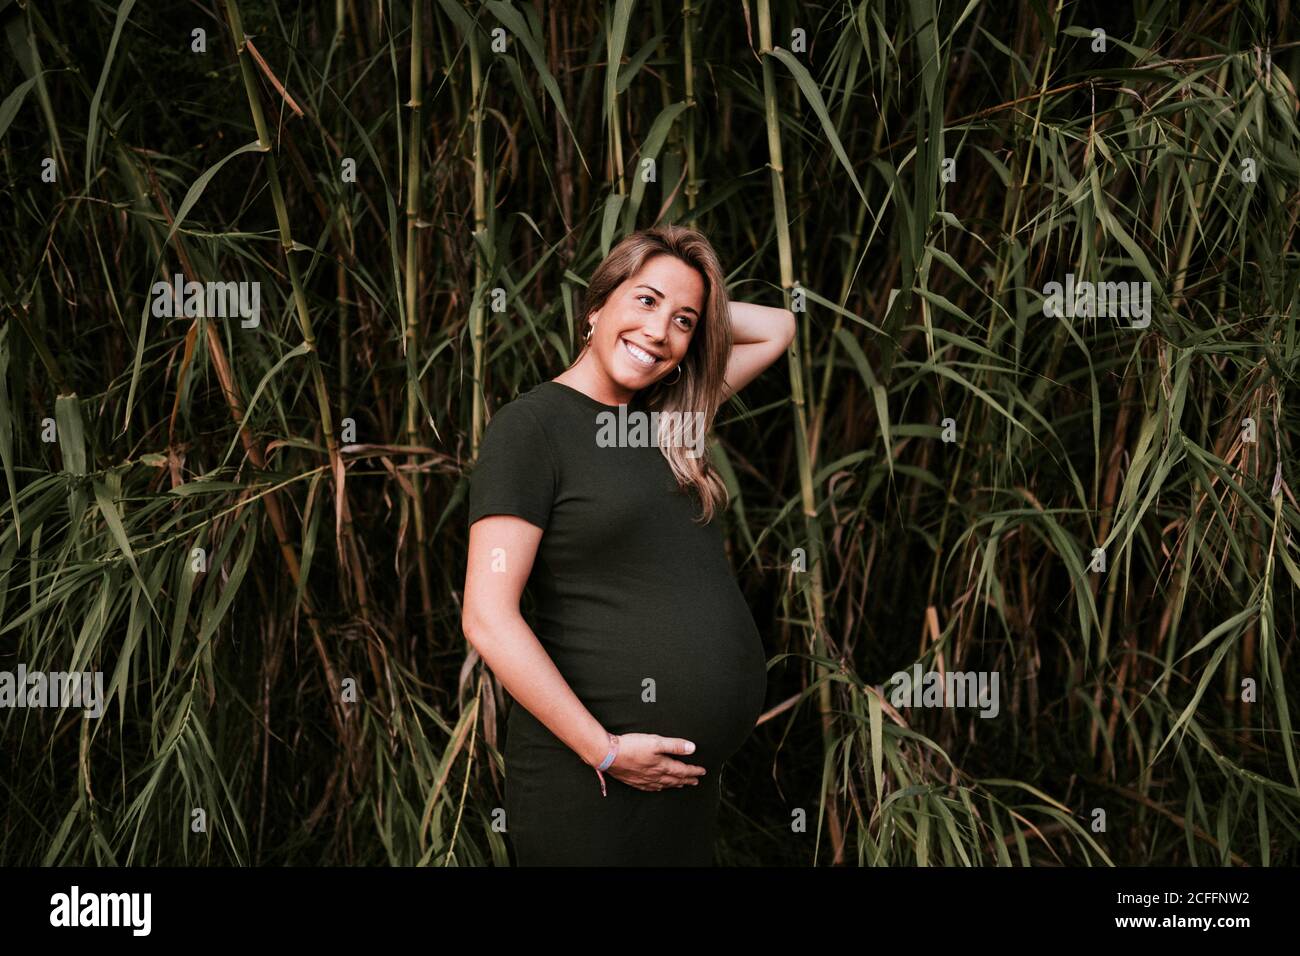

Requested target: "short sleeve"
[{"left": 467, "top": 400, "right": 557, "bottom": 531}]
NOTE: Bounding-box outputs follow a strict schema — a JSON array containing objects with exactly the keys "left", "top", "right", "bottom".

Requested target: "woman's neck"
[{"left": 552, "top": 356, "right": 637, "bottom": 407}]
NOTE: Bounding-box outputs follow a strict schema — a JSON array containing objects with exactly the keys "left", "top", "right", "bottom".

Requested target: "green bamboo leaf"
[
  {"left": 54, "top": 393, "right": 88, "bottom": 536},
  {"left": 707, "top": 437, "right": 755, "bottom": 558},
  {"left": 54, "top": 393, "right": 86, "bottom": 476},
  {"left": 294, "top": 471, "right": 324, "bottom": 617},
  {"left": 984, "top": 795, "right": 1011, "bottom": 866},
  {"left": 624, "top": 101, "right": 687, "bottom": 229},
  {"left": 916, "top": 798, "right": 930, "bottom": 864},
  {"left": 169, "top": 533, "right": 202, "bottom": 673},
  {"left": 980, "top": 778, "right": 1075, "bottom": 815},
  {"left": 1088, "top": 163, "right": 1166, "bottom": 316},
  {"left": 1256, "top": 785, "right": 1270, "bottom": 868},
  {"left": 600, "top": 193, "right": 625, "bottom": 257},
  {"left": 195, "top": 509, "right": 257, "bottom": 649},
  {"left": 0, "top": 323, "right": 19, "bottom": 541},
  {"left": 1262, "top": 619, "right": 1300, "bottom": 793},
  {"left": 1175, "top": 606, "right": 1253, "bottom": 665},
  {"left": 167, "top": 480, "right": 249, "bottom": 496},
  {"left": 933, "top": 798, "right": 973, "bottom": 865},
  {"left": 92, "top": 479, "right": 161, "bottom": 624},
  {"left": 617, "top": 33, "right": 663, "bottom": 95},
  {"left": 1025, "top": 0, "right": 1056, "bottom": 44},
  {"left": 1154, "top": 634, "right": 1238, "bottom": 764},
  {"left": 604, "top": 0, "right": 634, "bottom": 121},
  {"left": 84, "top": 0, "right": 137, "bottom": 192},
  {"left": 868, "top": 689, "right": 884, "bottom": 807},
  {"left": 485, "top": 1, "right": 581, "bottom": 157},
  {"left": 835, "top": 327, "right": 893, "bottom": 470},
  {"left": 768, "top": 48, "right": 867, "bottom": 205},
  {"left": 163, "top": 140, "right": 265, "bottom": 249},
  {"left": 41, "top": 798, "right": 85, "bottom": 866},
  {"left": 105, "top": 575, "right": 146, "bottom": 726},
  {"left": 0, "top": 75, "right": 39, "bottom": 142},
  {"left": 217, "top": 340, "right": 312, "bottom": 469}
]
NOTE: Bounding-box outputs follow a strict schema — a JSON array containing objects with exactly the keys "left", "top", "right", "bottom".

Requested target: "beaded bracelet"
[{"left": 594, "top": 732, "right": 620, "bottom": 797}]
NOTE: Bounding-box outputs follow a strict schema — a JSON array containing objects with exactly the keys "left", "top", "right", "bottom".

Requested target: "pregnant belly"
[{"left": 540, "top": 590, "right": 768, "bottom": 771}]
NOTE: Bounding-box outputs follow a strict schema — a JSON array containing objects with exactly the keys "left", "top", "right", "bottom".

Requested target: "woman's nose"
[{"left": 639, "top": 311, "right": 671, "bottom": 340}]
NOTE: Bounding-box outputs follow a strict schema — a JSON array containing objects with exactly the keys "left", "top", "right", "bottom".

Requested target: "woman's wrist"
[
  {"left": 591, "top": 731, "right": 620, "bottom": 797},
  {"left": 583, "top": 726, "right": 615, "bottom": 768}
]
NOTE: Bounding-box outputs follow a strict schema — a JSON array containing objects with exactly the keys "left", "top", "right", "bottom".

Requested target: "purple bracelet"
[{"left": 594, "top": 733, "right": 619, "bottom": 797}]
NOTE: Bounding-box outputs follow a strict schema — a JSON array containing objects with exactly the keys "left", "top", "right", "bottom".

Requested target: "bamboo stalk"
[
  {"left": 756, "top": 0, "right": 844, "bottom": 864},
  {"left": 222, "top": 0, "right": 353, "bottom": 748},
  {"left": 682, "top": 0, "right": 698, "bottom": 212},
  {"left": 403, "top": 0, "right": 435, "bottom": 646},
  {"left": 469, "top": 11, "right": 487, "bottom": 453}
]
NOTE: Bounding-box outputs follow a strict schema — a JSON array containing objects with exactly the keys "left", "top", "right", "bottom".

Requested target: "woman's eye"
[{"left": 638, "top": 294, "right": 691, "bottom": 328}]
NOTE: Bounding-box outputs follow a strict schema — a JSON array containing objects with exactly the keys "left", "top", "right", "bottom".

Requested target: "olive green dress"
[{"left": 467, "top": 380, "right": 768, "bottom": 866}]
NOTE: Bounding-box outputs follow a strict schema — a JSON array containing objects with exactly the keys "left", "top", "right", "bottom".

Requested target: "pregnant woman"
[{"left": 461, "top": 225, "right": 795, "bottom": 865}]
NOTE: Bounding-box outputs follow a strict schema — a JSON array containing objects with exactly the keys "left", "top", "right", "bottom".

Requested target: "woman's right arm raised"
[{"left": 460, "top": 514, "right": 704, "bottom": 791}]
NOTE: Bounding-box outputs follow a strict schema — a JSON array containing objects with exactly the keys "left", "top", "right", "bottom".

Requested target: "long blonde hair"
[{"left": 573, "top": 225, "right": 732, "bottom": 523}]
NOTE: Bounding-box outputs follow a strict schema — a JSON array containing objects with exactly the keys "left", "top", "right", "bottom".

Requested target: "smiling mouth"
[{"left": 621, "top": 338, "right": 664, "bottom": 368}]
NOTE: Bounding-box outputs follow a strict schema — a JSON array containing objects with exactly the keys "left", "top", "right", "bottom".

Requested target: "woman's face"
[{"left": 588, "top": 254, "right": 705, "bottom": 392}]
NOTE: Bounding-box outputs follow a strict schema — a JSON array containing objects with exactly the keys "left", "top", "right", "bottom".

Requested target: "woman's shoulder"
[
  {"left": 483, "top": 388, "right": 545, "bottom": 435},
  {"left": 479, "top": 384, "right": 575, "bottom": 462},
  {"left": 468, "top": 387, "right": 563, "bottom": 528},
  {"left": 484, "top": 383, "right": 561, "bottom": 430}
]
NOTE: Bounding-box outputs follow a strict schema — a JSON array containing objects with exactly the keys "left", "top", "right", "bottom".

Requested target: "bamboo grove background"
[{"left": 1, "top": 0, "right": 1298, "bottom": 866}]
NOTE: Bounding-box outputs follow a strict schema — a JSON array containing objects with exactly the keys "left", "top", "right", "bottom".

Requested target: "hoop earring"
[
  {"left": 665, "top": 364, "right": 683, "bottom": 385},
  {"left": 584, "top": 322, "right": 595, "bottom": 344}
]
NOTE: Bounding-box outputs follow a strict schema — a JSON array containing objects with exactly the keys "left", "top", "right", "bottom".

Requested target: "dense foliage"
[{"left": 1, "top": 0, "right": 1298, "bottom": 865}]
